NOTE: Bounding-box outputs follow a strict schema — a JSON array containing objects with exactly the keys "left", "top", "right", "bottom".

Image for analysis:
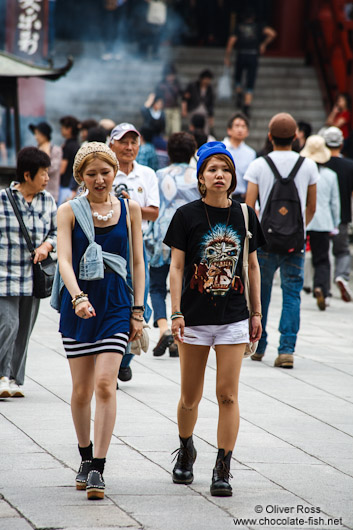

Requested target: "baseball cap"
[
  {"left": 323, "top": 126, "right": 344, "bottom": 147},
  {"left": 29, "top": 121, "right": 52, "bottom": 140},
  {"left": 109, "top": 123, "right": 140, "bottom": 143},
  {"left": 269, "top": 113, "right": 297, "bottom": 138},
  {"left": 196, "top": 141, "right": 236, "bottom": 175}
]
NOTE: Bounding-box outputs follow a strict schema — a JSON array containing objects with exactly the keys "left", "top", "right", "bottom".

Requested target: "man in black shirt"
[
  {"left": 224, "top": 9, "right": 276, "bottom": 117},
  {"left": 324, "top": 127, "right": 353, "bottom": 302},
  {"left": 59, "top": 115, "right": 80, "bottom": 205},
  {"left": 182, "top": 70, "right": 214, "bottom": 134}
]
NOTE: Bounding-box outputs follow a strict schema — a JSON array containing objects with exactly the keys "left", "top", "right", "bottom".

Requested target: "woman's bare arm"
[{"left": 169, "top": 247, "right": 185, "bottom": 341}]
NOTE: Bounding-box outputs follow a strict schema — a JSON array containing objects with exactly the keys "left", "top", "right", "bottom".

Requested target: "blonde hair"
[{"left": 75, "top": 151, "right": 118, "bottom": 185}]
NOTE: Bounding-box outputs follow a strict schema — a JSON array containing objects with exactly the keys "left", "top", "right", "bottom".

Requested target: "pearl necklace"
[{"left": 91, "top": 196, "right": 114, "bottom": 222}]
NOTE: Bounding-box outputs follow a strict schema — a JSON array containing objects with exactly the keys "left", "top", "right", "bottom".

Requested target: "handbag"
[
  {"left": 147, "top": 0, "right": 167, "bottom": 25},
  {"left": 217, "top": 67, "right": 232, "bottom": 101},
  {"left": 240, "top": 203, "right": 259, "bottom": 358},
  {"left": 5, "top": 188, "right": 56, "bottom": 299},
  {"left": 124, "top": 199, "right": 150, "bottom": 355}
]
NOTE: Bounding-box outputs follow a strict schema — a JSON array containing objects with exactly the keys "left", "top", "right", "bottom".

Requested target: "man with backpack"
[{"left": 244, "top": 113, "right": 318, "bottom": 369}]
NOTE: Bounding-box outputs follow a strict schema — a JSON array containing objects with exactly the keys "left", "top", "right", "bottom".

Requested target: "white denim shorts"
[{"left": 182, "top": 319, "right": 249, "bottom": 346}]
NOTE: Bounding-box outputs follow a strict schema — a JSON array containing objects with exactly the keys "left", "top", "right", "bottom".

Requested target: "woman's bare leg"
[
  {"left": 177, "top": 343, "right": 210, "bottom": 437},
  {"left": 215, "top": 344, "right": 245, "bottom": 452},
  {"left": 93, "top": 352, "right": 122, "bottom": 458},
  {"left": 68, "top": 356, "right": 95, "bottom": 447}
]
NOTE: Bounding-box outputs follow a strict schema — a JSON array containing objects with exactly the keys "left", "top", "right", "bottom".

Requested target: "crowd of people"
[
  {"left": 1, "top": 4, "right": 353, "bottom": 500},
  {"left": 1, "top": 102, "right": 352, "bottom": 500}
]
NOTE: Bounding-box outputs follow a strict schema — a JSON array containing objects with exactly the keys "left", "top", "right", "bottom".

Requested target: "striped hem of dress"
[{"left": 62, "top": 332, "right": 129, "bottom": 358}]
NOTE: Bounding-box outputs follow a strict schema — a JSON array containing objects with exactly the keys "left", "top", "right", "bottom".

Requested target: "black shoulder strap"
[
  {"left": 263, "top": 155, "right": 282, "bottom": 179},
  {"left": 287, "top": 155, "right": 305, "bottom": 180},
  {"left": 5, "top": 188, "right": 35, "bottom": 256},
  {"left": 263, "top": 155, "right": 305, "bottom": 182}
]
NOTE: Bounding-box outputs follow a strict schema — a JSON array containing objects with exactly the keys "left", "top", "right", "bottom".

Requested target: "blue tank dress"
[{"left": 60, "top": 198, "right": 131, "bottom": 357}]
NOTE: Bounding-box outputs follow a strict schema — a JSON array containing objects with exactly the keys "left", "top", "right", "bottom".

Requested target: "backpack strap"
[{"left": 263, "top": 155, "right": 305, "bottom": 182}]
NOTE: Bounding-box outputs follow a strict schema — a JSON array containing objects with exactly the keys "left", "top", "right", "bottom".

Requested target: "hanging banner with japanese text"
[{"left": 6, "top": 0, "right": 49, "bottom": 62}]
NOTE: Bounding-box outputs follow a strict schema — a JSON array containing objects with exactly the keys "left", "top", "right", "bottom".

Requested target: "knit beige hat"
[
  {"left": 300, "top": 135, "right": 331, "bottom": 164},
  {"left": 73, "top": 142, "right": 119, "bottom": 184}
]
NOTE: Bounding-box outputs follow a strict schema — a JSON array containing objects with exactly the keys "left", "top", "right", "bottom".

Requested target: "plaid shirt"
[{"left": 0, "top": 183, "right": 57, "bottom": 296}]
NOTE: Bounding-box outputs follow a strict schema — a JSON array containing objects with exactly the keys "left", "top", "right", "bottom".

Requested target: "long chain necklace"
[
  {"left": 91, "top": 195, "right": 114, "bottom": 222},
  {"left": 203, "top": 200, "right": 231, "bottom": 235}
]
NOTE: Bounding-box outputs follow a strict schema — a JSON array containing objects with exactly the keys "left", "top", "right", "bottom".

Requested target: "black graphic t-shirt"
[
  {"left": 234, "top": 22, "right": 265, "bottom": 54},
  {"left": 164, "top": 199, "right": 266, "bottom": 327}
]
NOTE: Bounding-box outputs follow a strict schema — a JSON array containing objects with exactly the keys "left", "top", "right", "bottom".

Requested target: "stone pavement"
[{"left": 1, "top": 279, "right": 353, "bottom": 530}]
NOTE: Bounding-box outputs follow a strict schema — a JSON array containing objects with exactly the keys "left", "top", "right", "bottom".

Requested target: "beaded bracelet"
[
  {"left": 71, "top": 292, "right": 88, "bottom": 309},
  {"left": 73, "top": 297, "right": 89, "bottom": 308}
]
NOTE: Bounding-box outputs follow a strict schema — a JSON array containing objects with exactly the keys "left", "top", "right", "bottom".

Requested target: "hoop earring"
[
  {"left": 78, "top": 183, "right": 87, "bottom": 195},
  {"left": 200, "top": 183, "right": 206, "bottom": 195}
]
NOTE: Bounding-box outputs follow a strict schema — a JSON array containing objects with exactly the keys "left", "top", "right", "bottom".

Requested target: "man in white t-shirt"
[
  {"left": 245, "top": 113, "right": 318, "bottom": 369},
  {"left": 109, "top": 123, "right": 160, "bottom": 382},
  {"left": 223, "top": 112, "right": 256, "bottom": 202}
]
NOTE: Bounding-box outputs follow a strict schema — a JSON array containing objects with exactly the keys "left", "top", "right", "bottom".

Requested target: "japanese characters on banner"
[{"left": 6, "top": 0, "right": 49, "bottom": 61}]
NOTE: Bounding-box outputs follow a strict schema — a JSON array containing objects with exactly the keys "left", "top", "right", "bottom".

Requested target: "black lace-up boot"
[
  {"left": 76, "top": 441, "right": 93, "bottom": 490},
  {"left": 172, "top": 435, "right": 197, "bottom": 484},
  {"left": 210, "top": 449, "right": 233, "bottom": 497}
]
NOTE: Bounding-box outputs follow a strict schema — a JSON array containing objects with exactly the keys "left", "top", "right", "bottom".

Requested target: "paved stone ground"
[{"left": 1, "top": 276, "right": 353, "bottom": 530}]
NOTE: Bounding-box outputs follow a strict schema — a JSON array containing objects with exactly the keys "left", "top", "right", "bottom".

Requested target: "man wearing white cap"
[
  {"left": 109, "top": 123, "right": 159, "bottom": 382},
  {"left": 324, "top": 126, "right": 353, "bottom": 302}
]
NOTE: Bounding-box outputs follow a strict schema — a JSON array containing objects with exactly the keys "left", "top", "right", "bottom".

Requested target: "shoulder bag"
[
  {"left": 6, "top": 188, "right": 56, "bottom": 299},
  {"left": 240, "top": 203, "right": 259, "bottom": 358},
  {"left": 124, "top": 199, "right": 149, "bottom": 355}
]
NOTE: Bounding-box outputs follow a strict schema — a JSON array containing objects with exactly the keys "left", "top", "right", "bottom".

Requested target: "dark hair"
[
  {"left": 297, "top": 121, "right": 312, "bottom": 140},
  {"left": 192, "top": 130, "right": 208, "bottom": 149},
  {"left": 163, "top": 62, "right": 176, "bottom": 78},
  {"left": 59, "top": 115, "right": 80, "bottom": 138},
  {"left": 198, "top": 153, "right": 237, "bottom": 198},
  {"left": 271, "top": 135, "right": 296, "bottom": 147},
  {"left": 167, "top": 132, "right": 197, "bottom": 163},
  {"left": 241, "top": 7, "right": 256, "bottom": 21},
  {"left": 199, "top": 69, "right": 213, "bottom": 80},
  {"left": 140, "top": 126, "right": 154, "bottom": 143},
  {"left": 80, "top": 119, "right": 98, "bottom": 131},
  {"left": 16, "top": 147, "right": 51, "bottom": 183},
  {"left": 337, "top": 92, "right": 351, "bottom": 109},
  {"left": 87, "top": 126, "right": 108, "bottom": 143},
  {"left": 227, "top": 111, "right": 249, "bottom": 130},
  {"left": 191, "top": 113, "right": 206, "bottom": 129}
]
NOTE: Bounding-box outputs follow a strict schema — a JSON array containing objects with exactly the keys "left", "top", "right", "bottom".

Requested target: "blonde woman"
[{"left": 54, "top": 142, "right": 144, "bottom": 499}]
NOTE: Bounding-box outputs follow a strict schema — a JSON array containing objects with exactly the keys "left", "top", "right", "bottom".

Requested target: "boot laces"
[
  {"left": 216, "top": 460, "right": 233, "bottom": 481},
  {"left": 171, "top": 446, "right": 193, "bottom": 466}
]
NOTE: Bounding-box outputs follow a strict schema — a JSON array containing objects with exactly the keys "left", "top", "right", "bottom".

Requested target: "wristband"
[
  {"left": 132, "top": 305, "right": 145, "bottom": 312},
  {"left": 251, "top": 311, "right": 262, "bottom": 318}
]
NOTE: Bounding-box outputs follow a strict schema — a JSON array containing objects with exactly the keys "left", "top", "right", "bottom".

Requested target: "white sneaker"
[
  {"left": 335, "top": 276, "right": 352, "bottom": 302},
  {"left": 0, "top": 376, "right": 11, "bottom": 398},
  {"left": 9, "top": 379, "right": 25, "bottom": 397}
]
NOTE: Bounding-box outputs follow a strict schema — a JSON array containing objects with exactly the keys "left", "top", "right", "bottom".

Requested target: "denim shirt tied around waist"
[{"left": 50, "top": 195, "right": 131, "bottom": 312}]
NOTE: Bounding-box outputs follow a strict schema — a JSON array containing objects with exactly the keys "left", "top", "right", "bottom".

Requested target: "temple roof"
[{"left": 0, "top": 51, "right": 73, "bottom": 80}]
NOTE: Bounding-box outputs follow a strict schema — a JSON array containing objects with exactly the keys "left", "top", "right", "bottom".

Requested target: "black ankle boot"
[
  {"left": 76, "top": 442, "right": 93, "bottom": 490},
  {"left": 210, "top": 449, "right": 233, "bottom": 497},
  {"left": 86, "top": 458, "right": 106, "bottom": 500},
  {"left": 172, "top": 436, "right": 197, "bottom": 484}
]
